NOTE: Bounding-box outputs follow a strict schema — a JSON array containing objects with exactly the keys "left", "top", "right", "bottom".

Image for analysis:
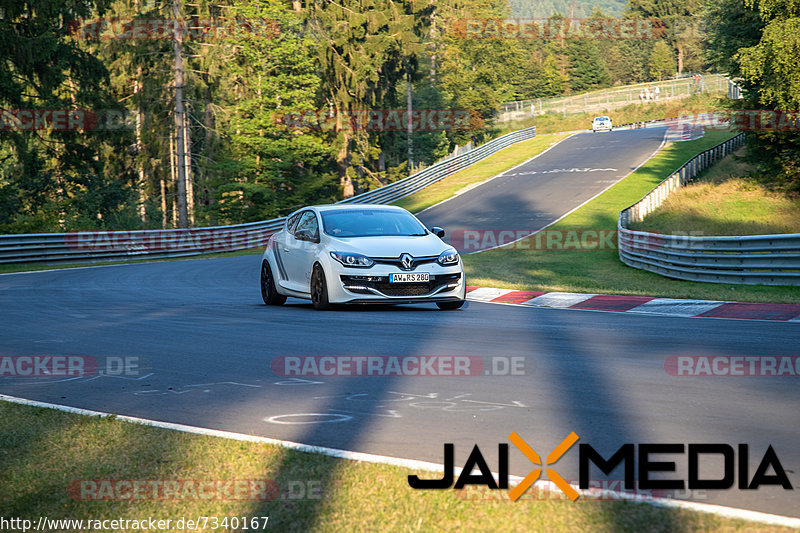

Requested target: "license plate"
[{"left": 390, "top": 272, "right": 430, "bottom": 283}]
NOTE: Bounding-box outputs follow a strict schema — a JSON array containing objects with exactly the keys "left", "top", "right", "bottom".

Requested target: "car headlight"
[
  {"left": 437, "top": 250, "right": 459, "bottom": 266},
  {"left": 330, "top": 251, "right": 374, "bottom": 268}
]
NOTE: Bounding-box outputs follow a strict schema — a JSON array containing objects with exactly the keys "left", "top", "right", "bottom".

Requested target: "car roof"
[{"left": 292, "top": 204, "right": 408, "bottom": 215}]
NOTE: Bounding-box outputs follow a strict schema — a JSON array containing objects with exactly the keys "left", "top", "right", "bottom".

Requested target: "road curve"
[
  {"left": 417, "top": 127, "right": 667, "bottom": 251},
  {"left": 1, "top": 255, "right": 798, "bottom": 518}
]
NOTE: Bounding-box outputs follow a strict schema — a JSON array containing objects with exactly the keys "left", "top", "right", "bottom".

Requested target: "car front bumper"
[{"left": 325, "top": 262, "right": 466, "bottom": 304}]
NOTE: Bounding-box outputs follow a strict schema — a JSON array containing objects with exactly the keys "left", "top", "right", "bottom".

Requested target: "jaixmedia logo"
[{"left": 408, "top": 433, "right": 793, "bottom": 501}]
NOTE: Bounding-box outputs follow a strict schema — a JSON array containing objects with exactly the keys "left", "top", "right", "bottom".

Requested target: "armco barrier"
[
  {"left": 618, "top": 133, "right": 800, "bottom": 286},
  {"left": 0, "top": 127, "right": 535, "bottom": 265}
]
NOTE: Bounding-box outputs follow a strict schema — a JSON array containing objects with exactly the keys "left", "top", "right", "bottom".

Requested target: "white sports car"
[{"left": 260, "top": 204, "right": 466, "bottom": 310}]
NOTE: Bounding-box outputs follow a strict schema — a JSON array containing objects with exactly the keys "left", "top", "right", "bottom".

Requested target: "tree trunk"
[
  {"left": 172, "top": 0, "right": 188, "bottom": 228},
  {"left": 338, "top": 137, "right": 354, "bottom": 198},
  {"left": 335, "top": 101, "right": 354, "bottom": 198},
  {"left": 134, "top": 67, "right": 147, "bottom": 223},
  {"left": 407, "top": 71, "right": 413, "bottom": 171},
  {"left": 202, "top": 77, "right": 215, "bottom": 208},
  {"left": 184, "top": 113, "right": 194, "bottom": 225},
  {"left": 160, "top": 177, "right": 168, "bottom": 229}
]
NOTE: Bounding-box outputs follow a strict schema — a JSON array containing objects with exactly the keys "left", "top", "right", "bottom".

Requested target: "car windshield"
[{"left": 321, "top": 209, "right": 428, "bottom": 238}]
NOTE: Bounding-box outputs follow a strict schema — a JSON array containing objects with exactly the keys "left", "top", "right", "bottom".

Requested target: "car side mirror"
[
  {"left": 295, "top": 229, "right": 318, "bottom": 242},
  {"left": 431, "top": 227, "right": 445, "bottom": 238}
]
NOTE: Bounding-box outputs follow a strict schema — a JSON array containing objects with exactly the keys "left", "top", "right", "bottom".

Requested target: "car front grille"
[
  {"left": 341, "top": 273, "right": 461, "bottom": 297},
  {"left": 371, "top": 255, "right": 439, "bottom": 269}
]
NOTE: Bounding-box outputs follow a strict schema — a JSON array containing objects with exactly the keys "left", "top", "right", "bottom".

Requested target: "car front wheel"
[
  {"left": 311, "top": 264, "right": 332, "bottom": 310},
  {"left": 261, "top": 261, "right": 286, "bottom": 305}
]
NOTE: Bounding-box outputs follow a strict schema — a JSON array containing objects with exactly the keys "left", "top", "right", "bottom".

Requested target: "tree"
[
  {"left": 627, "top": 0, "right": 703, "bottom": 74},
  {"left": 705, "top": 0, "right": 800, "bottom": 191},
  {"left": 306, "top": 0, "right": 432, "bottom": 198},
  {"left": 704, "top": 0, "right": 763, "bottom": 90},
  {"left": 567, "top": 40, "right": 611, "bottom": 91},
  {"left": 648, "top": 40, "right": 675, "bottom": 80},
  {"left": 433, "top": 0, "right": 523, "bottom": 145},
  {"left": 210, "top": 0, "right": 337, "bottom": 222},
  {"left": 0, "top": 0, "right": 133, "bottom": 233},
  {"left": 736, "top": 0, "right": 800, "bottom": 110}
]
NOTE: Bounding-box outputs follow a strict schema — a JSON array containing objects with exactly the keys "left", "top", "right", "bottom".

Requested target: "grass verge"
[
  {"left": 630, "top": 147, "right": 800, "bottom": 236},
  {"left": 462, "top": 130, "right": 800, "bottom": 304},
  {"left": 0, "top": 400, "right": 792, "bottom": 533},
  {"left": 394, "top": 133, "right": 573, "bottom": 214}
]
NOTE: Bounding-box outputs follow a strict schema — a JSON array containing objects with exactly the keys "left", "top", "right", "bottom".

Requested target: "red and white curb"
[{"left": 466, "top": 287, "right": 800, "bottom": 322}]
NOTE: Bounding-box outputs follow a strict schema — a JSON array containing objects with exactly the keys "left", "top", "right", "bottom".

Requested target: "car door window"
[
  {"left": 294, "top": 211, "right": 319, "bottom": 241},
  {"left": 286, "top": 212, "right": 302, "bottom": 233}
]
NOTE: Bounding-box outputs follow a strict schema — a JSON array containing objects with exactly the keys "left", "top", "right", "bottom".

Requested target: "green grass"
[
  {"left": 462, "top": 130, "right": 800, "bottom": 304},
  {"left": 630, "top": 148, "right": 800, "bottom": 236},
  {"left": 1, "top": 401, "right": 792, "bottom": 533},
  {"left": 394, "top": 133, "right": 573, "bottom": 214}
]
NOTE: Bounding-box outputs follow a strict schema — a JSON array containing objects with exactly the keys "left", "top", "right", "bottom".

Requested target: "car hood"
[{"left": 326, "top": 234, "right": 450, "bottom": 257}]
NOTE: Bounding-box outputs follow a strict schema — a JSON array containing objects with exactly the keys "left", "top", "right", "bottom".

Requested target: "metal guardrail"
[
  {"left": 340, "top": 126, "right": 536, "bottom": 205},
  {"left": 618, "top": 133, "right": 800, "bottom": 286},
  {"left": 0, "top": 127, "right": 536, "bottom": 265}
]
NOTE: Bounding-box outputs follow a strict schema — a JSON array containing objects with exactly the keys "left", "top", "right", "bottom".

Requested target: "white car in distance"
[
  {"left": 260, "top": 205, "right": 466, "bottom": 310},
  {"left": 592, "top": 116, "right": 613, "bottom": 132}
]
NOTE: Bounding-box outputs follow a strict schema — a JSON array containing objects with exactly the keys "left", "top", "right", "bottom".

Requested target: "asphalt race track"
[
  {"left": 1, "top": 128, "right": 798, "bottom": 519},
  {"left": 418, "top": 127, "right": 667, "bottom": 251}
]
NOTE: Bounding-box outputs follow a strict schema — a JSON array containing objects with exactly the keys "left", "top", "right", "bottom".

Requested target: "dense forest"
[
  {"left": 0, "top": 0, "right": 796, "bottom": 234},
  {"left": 508, "top": 0, "right": 625, "bottom": 18}
]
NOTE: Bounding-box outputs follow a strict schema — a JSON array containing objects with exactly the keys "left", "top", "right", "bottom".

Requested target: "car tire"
[
  {"left": 261, "top": 261, "right": 286, "bottom": 305},
  {"left": 311, "top": 264, "right": 332, "bottom": 310},
  {"left": 436, "top": 300, "right": 465, "bottom": 310}
]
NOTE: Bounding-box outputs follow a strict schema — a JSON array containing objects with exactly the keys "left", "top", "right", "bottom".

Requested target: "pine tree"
[
  {"left": 0, "top": 0, "right": 132, "bottom": 232},
  {"left": 648, "top": 40, "right": 675, "bottom": 80},
  {"left": 306, "top": 0, "right": 432, "bottom": 197}
]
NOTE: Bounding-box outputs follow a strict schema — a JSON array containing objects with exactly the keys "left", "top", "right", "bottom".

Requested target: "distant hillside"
[{"left": 508, "top": 0, "right": 626, "bottom": 18}]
